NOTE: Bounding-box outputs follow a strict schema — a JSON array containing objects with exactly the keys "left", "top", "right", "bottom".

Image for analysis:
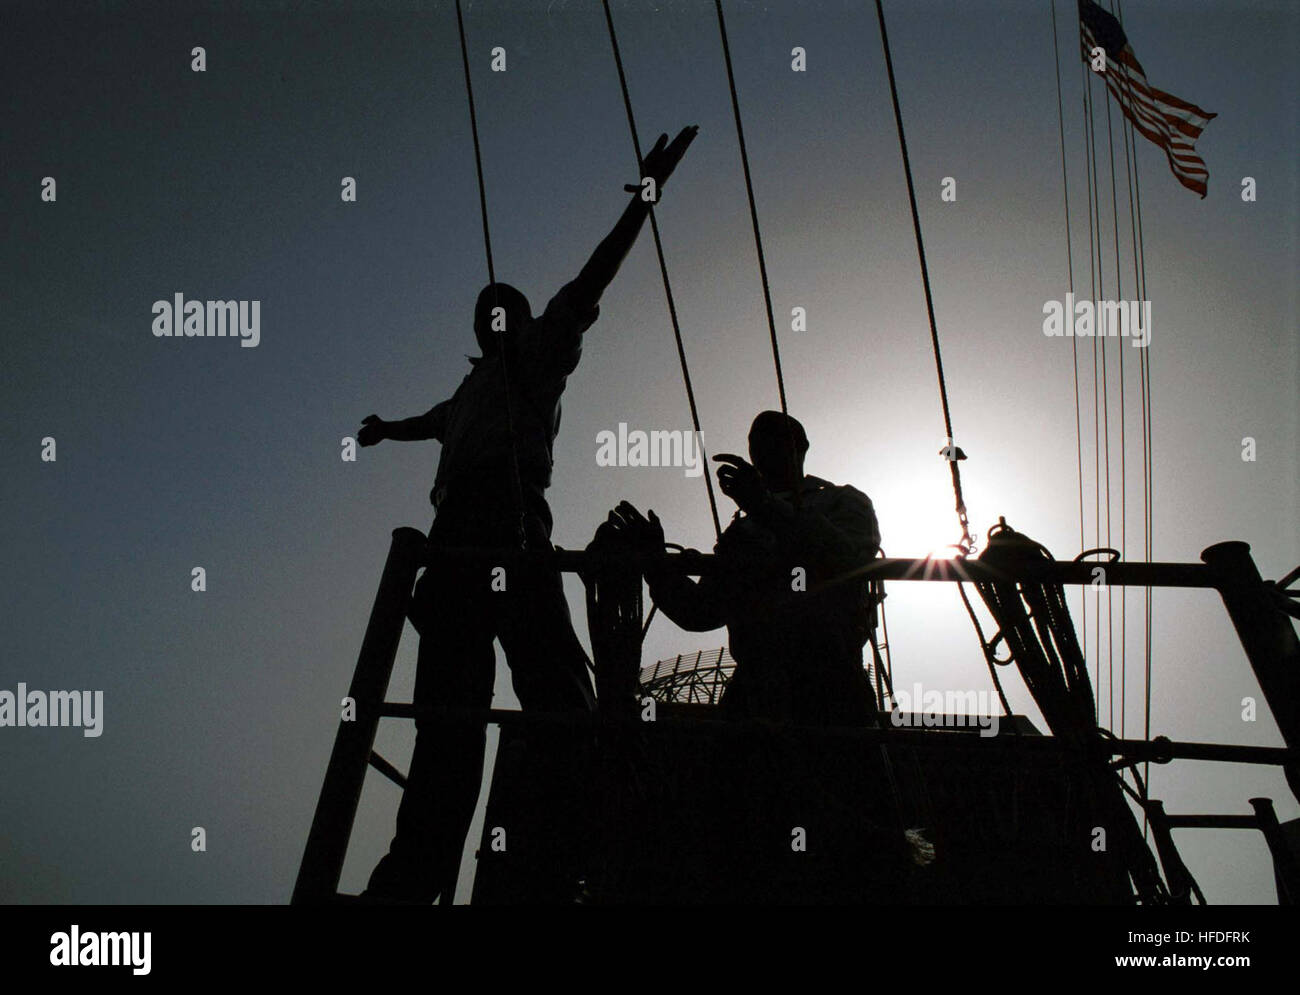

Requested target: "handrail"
[
  {"left": 292, "top": 531, "right": 1300, "bottom": 904},
  {"left": 373, "top": 702, "right": 1295, "bottom": 767},
  {"left": 425, "top": 545, "right": 1223, "bottom": 588}
]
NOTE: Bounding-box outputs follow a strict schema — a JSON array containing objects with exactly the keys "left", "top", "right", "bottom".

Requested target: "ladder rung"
[{"left": 368, "top": 751, "right": 408, "bottom": 788}]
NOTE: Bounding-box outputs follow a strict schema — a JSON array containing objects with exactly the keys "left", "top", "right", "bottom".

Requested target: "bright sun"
[
  {"left": 834, "top": 430, "right": 985, "bottom": 563},
  {"left": 868, "top": 481, "right": 973, "bottom": 561}
]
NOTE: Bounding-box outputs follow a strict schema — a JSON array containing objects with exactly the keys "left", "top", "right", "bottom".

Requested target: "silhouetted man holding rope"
[
  {"left": 356, "top": 126, "right": 697, "bottom": 904},
  {"left": 609, "top": 412, "right": 929, "bottom": 898},
  {"left": 613, "top": 411, "right": 881, "bottom": 724}
]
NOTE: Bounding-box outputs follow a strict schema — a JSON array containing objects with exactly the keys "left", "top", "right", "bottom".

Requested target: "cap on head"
[
  {"left": 748, "top": 410, "right": 808, "bottom": 483},
  {"left": 474, "top": 283, "right": 532, "bottom": 354}
]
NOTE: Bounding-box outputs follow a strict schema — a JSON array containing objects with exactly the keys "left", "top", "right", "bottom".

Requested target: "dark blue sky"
[{"left": 2, "top": 0, "right": 1296, "bottom": 904}]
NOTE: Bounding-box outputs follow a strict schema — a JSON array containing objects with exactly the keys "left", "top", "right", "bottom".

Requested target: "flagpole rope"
[
  {"left": 1087, "top": 66, "right": 1110, "bottom": 731},
  {"left": 1113, "top": 0, "right": 1156, "bottom": 831},
  {"left": 1051, "top": 0, "right": 1089, "bottom": 698},
  {"left": 1100, "top": 44, "right": 1121, "bottom": 733},
  {"left": 1077, "top": 0, "right": 1158, "bottom": 833},
  {"left": 1102, "top": 0, "right": 1130, "bottom": 741},
  {"left": 1079, "top": 0, "right": 1200, "bottom": 827},
  {"left": 1082, "top": 48, "right": 1103, "bottom": 717}
]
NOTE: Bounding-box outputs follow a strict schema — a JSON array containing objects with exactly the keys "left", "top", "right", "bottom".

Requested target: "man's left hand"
[
  {"left": 714, "top": 453, "right": 769, "bottom": 513},
  {"left": 607, "top": 501, "right": 666, "bottom": 558}
]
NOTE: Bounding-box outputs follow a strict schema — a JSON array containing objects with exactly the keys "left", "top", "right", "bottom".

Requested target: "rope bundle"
[{"left": 971, "top": 519, "right": 1176, "bottom": 902}]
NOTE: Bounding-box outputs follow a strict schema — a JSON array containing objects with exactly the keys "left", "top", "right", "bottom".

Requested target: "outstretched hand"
[
  {"left": 640, "top": 125, "right": 699, "bottom": 191},
  {"left": 606, "top": 500, "right": 666, "bottom": 559},
  {"left": 713, "top": 453, "right": 768, "bottom": 513},
  {"left": 358, "top": 414, "right": 385, "bottom": 447}
]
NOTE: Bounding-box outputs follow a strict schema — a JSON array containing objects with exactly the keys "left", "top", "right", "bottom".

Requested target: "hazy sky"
[{"left": 2, "top": 0, "right": 1296, "bottom": 905}]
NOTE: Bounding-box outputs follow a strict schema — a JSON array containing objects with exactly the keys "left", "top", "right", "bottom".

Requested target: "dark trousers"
[
  {"left": 715, "top": 630, "right": 899, "bottom": 900},
  {"left": 364, "top": 493, "right": 595, "bottom": 903}
]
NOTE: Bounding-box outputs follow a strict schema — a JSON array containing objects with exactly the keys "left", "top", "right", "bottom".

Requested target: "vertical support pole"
[
  {"left": 1202, "top": 542, "right": 1300, "bottom": 801},
  {"left": 1249, "top": 797, "right": 1298, "bottom": 905},
  {"left": 1144, "top": 800, "right": 1195, "bottom": 904},
  {"left": 291, "top": 527, "right": 427, "bottom": 904}
]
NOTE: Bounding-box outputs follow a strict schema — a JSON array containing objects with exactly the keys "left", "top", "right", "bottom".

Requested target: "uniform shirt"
[
  {"left": 709, "top": 476, "right": 882, "bottom": 721},
  {"left": 711, "top": 475, "right": 881, "bottom": 644},
  {"left": 425, "top": 281, "right": 599, "bottom": 504}
]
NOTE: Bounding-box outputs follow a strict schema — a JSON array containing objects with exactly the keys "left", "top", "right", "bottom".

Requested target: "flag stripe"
[
  {"left": 1098, "top": 76, "right": 1210, "bottom": 187},
  {"left": 1109, "top": 62, "right": 1214, "bottom": 135},
  {"left": 1078, "top": 1, "right": 1214, "bottom": 197},
  {"left": 1104, "top": 75, "right": 1207, "bottom": 153},
  {"left": 1109, "top": 65, "right": 1212, "bottom": 132}
]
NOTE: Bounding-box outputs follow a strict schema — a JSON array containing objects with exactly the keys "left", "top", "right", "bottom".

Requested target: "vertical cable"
[
  {"left": 602, "top": 0, "right": 722, "bottom": 540},
  {"left": 1051, "top": 0, "right": 1088, "bottom": 689},
  {"left": 1115, "top": 0, "right": 1155, "bottom": 827},
  {"left": 713, "top": 0, "right": 790, "bottom": 417},
  {"left": 454, "top": 0, "right": 528, "bottom": 544},
  {"left": 714, "top": 0, "right": 811, "bottom": 517},
  {"left": 870, "top": 0, "right": 974, "bottom": 553}
]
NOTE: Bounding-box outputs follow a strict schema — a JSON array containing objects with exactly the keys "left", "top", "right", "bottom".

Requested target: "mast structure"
[{"left": 292, "top": 2, "right": 1294, "bottom": 906}]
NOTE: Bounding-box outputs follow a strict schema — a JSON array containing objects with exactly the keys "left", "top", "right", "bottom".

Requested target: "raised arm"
[{"left": 567, "top": 126, "right": 699, "bottom": 308}]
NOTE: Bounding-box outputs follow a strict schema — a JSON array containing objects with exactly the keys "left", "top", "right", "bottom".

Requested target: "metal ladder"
[{"left": 292, "top": 528, "right": 425, "bottom": 904}]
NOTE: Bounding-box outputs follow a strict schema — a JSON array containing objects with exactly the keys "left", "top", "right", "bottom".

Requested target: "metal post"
[
  {"left": 291, "top": 527, "right": 426, "bottom": 904},
  {"left": 1202, "top": 542, "right": 1300, "bottom": 800},
  {"left": 1144, "top": 800, "right": 1196, "bottom": 904},
  {"left": 1249, "top": 797, "right": 1298, "bottom": 905}
]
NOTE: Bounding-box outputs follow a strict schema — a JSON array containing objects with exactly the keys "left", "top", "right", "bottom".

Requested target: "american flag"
[{"left": 1078, "top": 0, "right": 1216, "bottom": 198}]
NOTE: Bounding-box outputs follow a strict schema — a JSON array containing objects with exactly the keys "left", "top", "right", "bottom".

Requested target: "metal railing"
[{"left": 291, "top": 531, "right": 1300, "bottom": 904}]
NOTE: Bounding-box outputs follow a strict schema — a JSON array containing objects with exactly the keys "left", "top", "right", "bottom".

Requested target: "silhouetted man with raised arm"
[{"left": 358, "top": 126, "right": 698, "bottom": 904}]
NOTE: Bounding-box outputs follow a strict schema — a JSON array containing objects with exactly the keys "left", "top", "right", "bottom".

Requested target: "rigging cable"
[
  {"left": 712, "top": 0, "right": 790, "bottom": 418},
  {"left": 1075, "top": 0, "right": 1156, "bottom": 831},
  {"left": 712, "top": 0, "right": 808, "bottom": 514},
  {"left": 1104, "top": 0, "right": 1130, "bottom": 742},
  {"left": 871, "top": 0, "right": 974, "bottom": 556},
  {"left": 866, "top": 0, "right": 980, "bottom": 848},
  {"left": 1051, "top": 0, "right": 1089, "bottom": 698},
  {"left": 1082, "top": 38, "right": 1104, "bottom": 720},
  {"left": 602, "top": 0, "right": 723, "bottom": 541},
  {"left": 453, "top": 0, "right": 528, "bottom": 547},
  {"left": 1100, "top": 28, "right": 1121, "bottom": 735},
  {"left": 1115, "top": 0, "right": 1156, "bottom": 830}
]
